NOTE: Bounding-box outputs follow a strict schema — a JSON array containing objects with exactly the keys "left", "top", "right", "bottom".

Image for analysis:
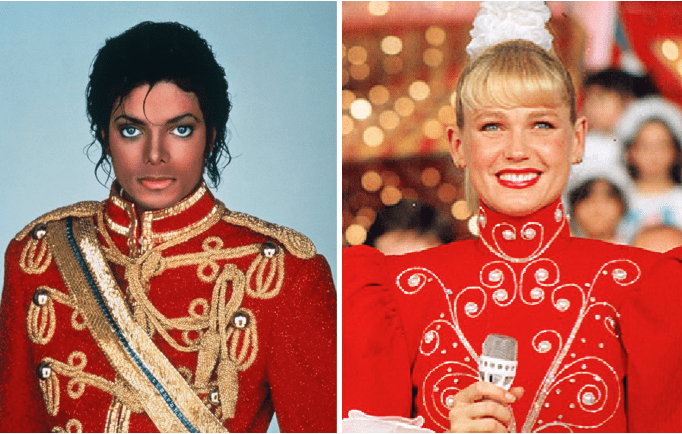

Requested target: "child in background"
[
  {"left": 616, "top": 97, "right": 682, "bottom": 241},
  {"left": 364, "top": 199, "right": 455, "bottom": 255},
  {"left": 568, "top": 68, "right": 635, "bottom": 191},
  {"left": 568, "top": 176, "right": 628, "bottom": 244}
]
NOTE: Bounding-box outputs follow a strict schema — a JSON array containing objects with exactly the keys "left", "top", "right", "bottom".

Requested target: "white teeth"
[{"left": 499, "top": 172, "right": 539, "bottom": 182}]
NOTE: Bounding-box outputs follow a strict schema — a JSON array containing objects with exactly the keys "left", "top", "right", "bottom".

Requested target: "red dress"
[
  {"left": 343, "top": 198, "right": 682, "bottom": 432},
  {"left": 0, "top": 182, "right": 336, "bottom": 433}
]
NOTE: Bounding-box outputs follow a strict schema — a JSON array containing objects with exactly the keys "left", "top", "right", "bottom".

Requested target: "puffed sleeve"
[
  {"left": 621, "top": 247, "right": 682, "bottom": 432},
  {"left": 267, "top": 254, "right": 337, "bottom": 433},
  {"left": 343, "top": 245, "right": 413, "bottom": 419},
  {"left": 0, "top": 239, "right": 50, "bottom": 432}
]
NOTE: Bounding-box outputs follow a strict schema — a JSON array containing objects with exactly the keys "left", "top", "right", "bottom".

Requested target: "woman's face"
[
  {"left": 628, "top": 121, "right": 677, "bottom": 182},
  {"left": 107, "top": 82, "right": 211, "bottom": 211},
  {"left": 573, "top": 180, "right": 624, "bottom": 239},
  {"left": 449, "top": 104, "right": 586, "bottom": 217}
]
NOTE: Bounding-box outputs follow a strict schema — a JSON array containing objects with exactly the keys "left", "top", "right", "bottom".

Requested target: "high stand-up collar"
[
  {"left": 103, "top": 180, "right": 221, "bottom": 257},
  {"left": 476, "top": 198, "right": 570, "bottom": 263}
]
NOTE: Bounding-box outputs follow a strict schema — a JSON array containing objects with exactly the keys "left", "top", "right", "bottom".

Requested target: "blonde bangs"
[{"left": 455, "top": 40, "right": 576, "bottom": 127}]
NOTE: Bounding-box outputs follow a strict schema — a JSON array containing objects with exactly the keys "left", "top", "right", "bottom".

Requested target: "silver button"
[
  {"left": 232, "top": 312, "right": 249, "bottom": 329},
  {"left": 489, "top": 269, "right": 503, "bottom": 282},
  {"left": 408, "top": 274, "right": 420, "bottom": 287},
  {"left": 446, "top": 396, "right": 455, "bottom": 408},
  {"left": 493, "top": 289, "right": 508, "bottom": 302},
  {"left": 465, "top": 302, "right": 478, "bottom": 315},
  {"left": 502, "top": 229, "right": 515, "bottom": 240},
  {"left": 36, "top": 362, "right": 52, "bottom": 380},
  {"left": 209, "top": 389, "right": 220, "bottom": 405},
  {"left": 538, "top": 341, "right": 551, "bottom": 353},
  {"left": 582, "top": 392, "right": 596, "bottom": 406},
  {"left": 32, "top": 223, "right": 47, "bottom": 240},
  {"left": 530, "top": 287, "right": 544, "bottom": 300},
  {"left": 522, "top": 228, "right": 536, "bottom": 240},
  {"left": 556, "top": 299, "right": 570, "bottom": 311},
  {"left": 261, "top": 241, "right": 278, "bottom": 258},
  {"left": 554, "top": 208, "right": 563, "bottom": 222},
  {"left": 424, "top": 331, "right": 435, "bottom": 344},
  {"left": 612, "top": 269, "right": 627, "bottom": 281},
  {"left": 535, "top": 268, "right": 549, "bottom": 282},
  {"left": 478, "top": 213, "right": 487, "bottom": 228},
  {"left": 32, "top": 288, "right": 49, "bottom": 307}
]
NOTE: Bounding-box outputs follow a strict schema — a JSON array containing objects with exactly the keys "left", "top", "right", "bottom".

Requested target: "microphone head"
[
  {"left": 479, "top": 334, "right": 518, "bottom": 390},
  {"left": 482, "top": 334, "right": 517, "bottom": 361}
]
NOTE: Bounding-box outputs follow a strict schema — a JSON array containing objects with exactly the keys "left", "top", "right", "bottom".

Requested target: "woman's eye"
[
  {"left": 120, "top": 126, "right": 141, "bottom": 138},
  {"left": 535, "top": 121, "right": 554, "bottom": 129},
  {"left": 172, "top": 125, "right": 193, "bottom": 137}
]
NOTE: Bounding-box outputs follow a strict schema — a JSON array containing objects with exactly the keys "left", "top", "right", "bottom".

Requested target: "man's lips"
[
  {"left": 496, "top": 170, "right": 541, "bottom": 189},
  {"left": 139, "top": 177, "right": 175, "bottom": 190}
]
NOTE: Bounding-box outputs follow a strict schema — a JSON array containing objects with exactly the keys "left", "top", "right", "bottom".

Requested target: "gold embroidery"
[
  {"left": 15, "top": 201, "right": 101, "bottom": 241},
  {"left": 105, "top": 398, "right": 132, "bottom": 433},
  {"left": 222, "top": 209, "right": 316, "bottom": 259},
  {"left": 27, "top": 286, "right": 76, "bottom": 345},
  {"left": 39, "top": 364, "right": 60, "bottom": 416},
  {"left": 42, "top": 353, "right": 144, "bottom": 413},
  {"left": 51, "top": 419, "right": 82, "bottom": 433},
  {"left": 245, "top": 252, "right": 285, "bottom": 299},
  {"left": 46, "top": 217, "right": 227, "bottom": 432},
  {"left": 20, "top": 238, "right": 52, "bottom": 274},
  {"left": 105, "top": 183, "right": 212, "bottom": 256}
]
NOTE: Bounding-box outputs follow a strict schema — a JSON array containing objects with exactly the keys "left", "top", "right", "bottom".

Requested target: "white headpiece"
[
  {"left": 615, "top": 97, "right": 682, "bottom": 146},
  {"left": 467, "top": 1, "right": 554, "bottom": 59}
]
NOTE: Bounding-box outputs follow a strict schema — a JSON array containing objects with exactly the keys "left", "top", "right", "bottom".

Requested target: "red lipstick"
[{"left": 496, "top": 169, "right": 541, "bottom": 189}]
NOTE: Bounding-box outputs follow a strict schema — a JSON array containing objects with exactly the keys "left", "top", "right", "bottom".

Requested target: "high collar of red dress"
[
  {"left": 103, "top": 180, "right": 218, "bottom": 256},
  {"left": 477, "top": 198, "right": 570, "bottom": 263}
]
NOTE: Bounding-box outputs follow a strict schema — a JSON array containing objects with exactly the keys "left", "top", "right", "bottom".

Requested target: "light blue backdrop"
[
  {"left": 0, "top": 1, "right": 336, "bottom": 278},
  {"left": 0, "top": 3, "right": 337, "bottom": 431}
]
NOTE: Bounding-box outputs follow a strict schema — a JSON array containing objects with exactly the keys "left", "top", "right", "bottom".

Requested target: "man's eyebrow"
[{"left": 112, "top": 113, "right": 200, "bottom": 125}]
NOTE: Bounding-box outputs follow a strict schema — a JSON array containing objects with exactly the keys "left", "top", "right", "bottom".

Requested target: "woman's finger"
[{"left": 454, "top": 381, "right": 519, "bottom": 405}]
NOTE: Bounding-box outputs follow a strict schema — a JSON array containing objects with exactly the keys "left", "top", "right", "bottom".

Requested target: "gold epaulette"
[
  {"left": 14, "top": 201, "right": 102, "bottom": 241},
  {"left": 221, "top": 208, "right": 317, "bottom": 259}
]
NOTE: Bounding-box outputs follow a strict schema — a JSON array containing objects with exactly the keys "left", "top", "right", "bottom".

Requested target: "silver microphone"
[{"left": 478, "top": 334, "right": 518, "bottom": 391}]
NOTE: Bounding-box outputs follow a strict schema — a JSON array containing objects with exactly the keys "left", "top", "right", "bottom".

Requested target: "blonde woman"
[{"left": 343, "top": 3, "right": 682, "bottom": 432}]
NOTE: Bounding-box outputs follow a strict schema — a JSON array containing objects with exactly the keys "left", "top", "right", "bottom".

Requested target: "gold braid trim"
[
  {"left": 222, "top": 209, "right": 316, "bottom": 259},
  {"left": 245, "top": 251, "right": 285, "bottom": 299},
  {"left": 15, "top": 201, "right": 101, "bottom": 241},
  {"left": 41, "top": 352, "right": 145, "bottom": 415},
  {"left": 45, "top": 217, "right": 227, "bottom": 433},
  {"left": 20, "top": 237, "right": 52, "bottom": 274},
  {"left": 105, "top": 398, "right": 132, "bottom": 433},
  {"left": 51, "top": 419, "right": 83, "bottom": 433},
  {"left": 27, "top": 286, "right": 79, "bottom": 345}
]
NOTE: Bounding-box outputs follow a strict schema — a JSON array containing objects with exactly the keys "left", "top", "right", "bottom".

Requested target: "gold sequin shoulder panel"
[
  {"left": 221, "top": 208, "right": 316, "bottom": 259},
  {"left": 15, "top": 201, "right": 102, "bottom": 241}
]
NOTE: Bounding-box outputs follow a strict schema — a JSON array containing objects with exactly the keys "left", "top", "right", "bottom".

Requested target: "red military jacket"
[
  {"left": 344, "top": 198, "right": 682, "bottom": 432},
  {"left": 0, "top": 182, "right": 336, "bottom": 433}
]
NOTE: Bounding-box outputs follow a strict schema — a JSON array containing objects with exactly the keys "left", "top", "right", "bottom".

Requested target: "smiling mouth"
[
  {"left": 496, "top": 171, "right": 541, "bottom": 189},
  {"left": 139, "top": 177, "right": 175, "bottom": 190}
]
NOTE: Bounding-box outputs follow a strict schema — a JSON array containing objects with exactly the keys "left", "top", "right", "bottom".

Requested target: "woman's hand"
[{"left": 447, "top": 381, "right": 524, "bottom": 433}]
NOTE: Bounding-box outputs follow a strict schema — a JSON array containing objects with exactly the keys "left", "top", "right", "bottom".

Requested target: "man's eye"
[
  {"left": 173, "top": 125, "right": 193, "bottom": 137},
  {"left": 481, "top": 123, "right": 500, "bottom": 132},
  {"left": 120, "top": 126, "right": 141, "bottom": 138}
]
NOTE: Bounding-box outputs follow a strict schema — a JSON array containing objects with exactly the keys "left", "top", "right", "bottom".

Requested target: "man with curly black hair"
[{"left": 0, "top": 21, "right": 336, "bottom": 433}]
